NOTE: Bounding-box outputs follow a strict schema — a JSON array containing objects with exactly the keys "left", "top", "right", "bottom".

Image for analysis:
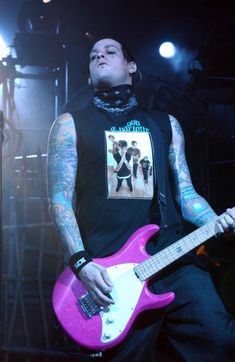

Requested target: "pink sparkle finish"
[{"left": 52, "top": 224, "right": 175, "bottom": 350}]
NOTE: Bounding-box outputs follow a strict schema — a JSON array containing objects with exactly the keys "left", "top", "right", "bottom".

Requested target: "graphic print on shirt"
[{"left": 105, "top": 131, "right": 154, "bottom": 199}]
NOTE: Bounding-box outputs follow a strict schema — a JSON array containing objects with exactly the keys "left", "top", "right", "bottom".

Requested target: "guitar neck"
[{"left": 135, "top": 215, "right": 222, "bottom": 281}]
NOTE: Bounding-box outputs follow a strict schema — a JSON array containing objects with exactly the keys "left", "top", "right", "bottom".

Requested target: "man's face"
[{"left": 89, "top": 38, "right": 136, "bottom": 90}]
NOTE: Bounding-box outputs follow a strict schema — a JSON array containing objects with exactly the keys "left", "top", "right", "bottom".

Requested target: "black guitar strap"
[{"left": 142, "top": 109, "right": 169, "bottom": 229}]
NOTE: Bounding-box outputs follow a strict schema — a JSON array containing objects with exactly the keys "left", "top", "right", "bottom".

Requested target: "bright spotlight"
[
  {"left": 159, "top": 42, "right": 176, "bottom": 58},
  {"left": 0, "top": 35, "right": 8, "bottom": 60}
]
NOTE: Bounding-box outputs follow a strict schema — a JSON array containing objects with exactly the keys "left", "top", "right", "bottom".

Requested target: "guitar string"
[
  {"left": 135, "top": 216, "right": 220, "bottom": 280},
  {"left": 137, "top": 219, "right": 217, "bottom": 279}
]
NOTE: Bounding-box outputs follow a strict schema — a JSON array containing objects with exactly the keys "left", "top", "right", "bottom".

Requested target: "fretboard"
[{"left": 135, "top": 215, "right": 221, "bottom": 281}]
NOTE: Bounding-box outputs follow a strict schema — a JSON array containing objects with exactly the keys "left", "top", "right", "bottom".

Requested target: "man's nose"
[{"left": 97, "top": 52, "right": 105, "bottom": 60}]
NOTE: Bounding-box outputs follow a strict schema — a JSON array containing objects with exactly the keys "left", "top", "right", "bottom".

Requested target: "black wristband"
[{"left": 69, "top": 251, "right": 92, "bottom": 276}]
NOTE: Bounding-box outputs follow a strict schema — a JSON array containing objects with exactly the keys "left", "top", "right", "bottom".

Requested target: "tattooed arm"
[
  {"left": 168, "top": 115, "right": 217, "bottom": 227},
  {"left": 47, "top": 113, "right": 83, "bottom": 255},
  {"left": 168, "top": 115, "right": 235, "bottom": 232},
  {"left": 47, "top": 113, "right": 113, "bottom": 306}
]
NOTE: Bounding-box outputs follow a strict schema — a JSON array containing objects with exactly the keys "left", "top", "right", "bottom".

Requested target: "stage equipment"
[
  {"left": 0, "top": 45, "right": 67, "bottom": 362},
  {"left": 17, "top": 0, "right": 59, "bottom": 33},
  {"left": 193, "top": 19, "right": 235, "bottom": 77},
  {"left": 13, "top": 32, "right": 65, "bottom": 68}
]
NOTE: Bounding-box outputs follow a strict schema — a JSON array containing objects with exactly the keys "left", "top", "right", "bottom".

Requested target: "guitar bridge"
[{"left": 79, "top": 293, "right": 101, "bottom": 318}]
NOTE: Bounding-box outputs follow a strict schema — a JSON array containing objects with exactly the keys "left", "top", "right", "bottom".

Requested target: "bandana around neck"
[{"left": 93, "top": 84, "right": 138, "bottom": 114}]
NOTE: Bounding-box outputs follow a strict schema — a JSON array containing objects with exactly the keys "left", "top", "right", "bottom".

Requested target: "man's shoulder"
[
  {"left": 50, "top": 113, "right": 74, "bottom": 131},
  {"left": 68, "top": 103, "right": 102, "bottom": 125},
  {"left": 57, "top": 112, "right": 73, "bottom": 122},
  {"left": 143, "top": 108, "right": 172, "bottom": 138}
]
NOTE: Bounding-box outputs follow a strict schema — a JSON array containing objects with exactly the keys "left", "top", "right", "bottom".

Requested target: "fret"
[
  {"left": 136, "top": 258, "right": 161, "bottom": 280},
  {"left": 134, "top": 215, "right": 221, "bottom": 281}
]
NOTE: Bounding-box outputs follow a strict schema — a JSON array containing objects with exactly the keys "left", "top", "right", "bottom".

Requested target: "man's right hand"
[{"left": 78, "top": 262, "right": 114, "bottom": 308}]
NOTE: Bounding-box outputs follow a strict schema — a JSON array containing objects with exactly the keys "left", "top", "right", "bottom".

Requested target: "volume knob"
[
  {"left": 107, "top": 315, "right": 114, "bottom": 324},
  {"left": 104, "top": 331, "right": 111, "bottom": 339}
]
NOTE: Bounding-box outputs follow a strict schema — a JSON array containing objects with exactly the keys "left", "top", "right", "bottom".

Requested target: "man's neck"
[
  {"left": 93, "top": 84, "right": 138, "bottom": 114},
  {"left": 94, "top": 82, "right": 132, "bottom": 92}
]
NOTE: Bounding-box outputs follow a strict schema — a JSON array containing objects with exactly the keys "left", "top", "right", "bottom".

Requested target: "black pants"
[
  {"left": 98, "top": 264, "right": 235, "bottom": 362},
  {"left": 133, "top": 163, "right": 138, "bottom": 178},
  {"left": 142, "top": 167, "right": 149, "bottom": 181}
]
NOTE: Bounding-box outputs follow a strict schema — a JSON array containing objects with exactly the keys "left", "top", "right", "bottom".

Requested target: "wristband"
[{"left": 69, "top": 251, "right": 92, "bottom": 276}]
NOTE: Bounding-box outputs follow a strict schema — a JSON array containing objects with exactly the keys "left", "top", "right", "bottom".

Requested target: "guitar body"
[{"left": 52, "top": 224, "right": 175, "bottom": 350}]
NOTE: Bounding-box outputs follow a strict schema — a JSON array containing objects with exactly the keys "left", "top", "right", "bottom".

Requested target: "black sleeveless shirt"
[{"left": 70, "top": 104, "right": 184, "bottom": 258}]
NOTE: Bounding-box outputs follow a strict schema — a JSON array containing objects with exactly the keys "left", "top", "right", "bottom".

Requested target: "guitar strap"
[{"left": 142, "top": 109, "right": 169, "bottom": 229}]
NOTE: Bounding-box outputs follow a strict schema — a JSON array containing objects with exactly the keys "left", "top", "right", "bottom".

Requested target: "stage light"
[
  {"left": 159, "top": 42, "right": 176, "bottom": 58},
  {"left": 0, "top": 35, "right": 8, "bottom": 60},
  {"left": 85, "top": 32, "right": 95, "bottom": 43}
]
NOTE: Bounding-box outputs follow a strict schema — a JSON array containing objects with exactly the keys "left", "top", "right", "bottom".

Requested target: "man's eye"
[
  {"left": 90, "top": 55, "right": 96, "bottom": 61},
  {"left": 107, "top": 51, "right": 115, "bottom": 55}
]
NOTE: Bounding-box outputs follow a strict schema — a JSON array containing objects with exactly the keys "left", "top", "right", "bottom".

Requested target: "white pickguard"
[{"left": 100, "top": 263, "right": 144, "bottom": 344}]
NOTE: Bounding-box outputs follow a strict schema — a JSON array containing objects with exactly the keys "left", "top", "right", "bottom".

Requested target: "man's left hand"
[{"left": 216, "top": 207, "right": 235, "bottom": 234}]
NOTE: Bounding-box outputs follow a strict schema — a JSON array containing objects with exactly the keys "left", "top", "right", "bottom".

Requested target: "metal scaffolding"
[{"left": 0, "top": 55, "right": 67, "bottom": 361}]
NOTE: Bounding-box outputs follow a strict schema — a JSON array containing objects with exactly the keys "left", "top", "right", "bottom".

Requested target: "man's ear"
[
  {"left": 88, "top": 77, "right": 92, "bottom": 86},
  {"left": 128, "top": 61, "right": 137, "bottom": 74}
]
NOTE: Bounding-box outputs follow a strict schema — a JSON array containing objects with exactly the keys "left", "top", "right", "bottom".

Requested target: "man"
[
  {"left": 140, "top": 155, "right": 151, "bottom": 184},
  {"left": 47, "top": 38, "right": 235, "bottom": 361},
  {"left": 113, "top": 140, "right": 133, "bottom": 192},
  {"left": 128, "top": 140, "right": 141, "bottom": 178}
]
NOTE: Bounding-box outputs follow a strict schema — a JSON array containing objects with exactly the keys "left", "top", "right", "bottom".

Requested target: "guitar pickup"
[{"left": 79, "top": 293, "right": 101, "bottom": 318}]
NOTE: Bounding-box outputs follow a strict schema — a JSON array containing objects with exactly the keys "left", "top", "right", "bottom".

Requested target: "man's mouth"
[{"left": 97, "top": 62, "right": 108, "bottom": 67}]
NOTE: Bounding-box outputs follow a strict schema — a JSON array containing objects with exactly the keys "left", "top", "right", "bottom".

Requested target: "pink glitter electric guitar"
[{"left": 52, "top": 216, "right": 222, "bottom": 351}]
